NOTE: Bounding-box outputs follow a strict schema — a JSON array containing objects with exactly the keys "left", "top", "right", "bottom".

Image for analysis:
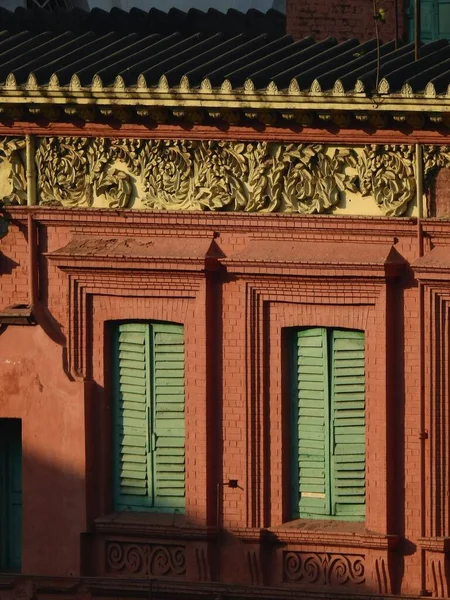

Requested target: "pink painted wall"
[{"left": 0, "top": 326, "right": 86, "bottom": 576}]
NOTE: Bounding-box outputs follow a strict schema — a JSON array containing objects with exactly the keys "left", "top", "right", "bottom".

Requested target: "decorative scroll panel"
[
  {"left": 283, "top": 551, "right": 365, "bottom": 586},
  {"left": 106, "top": 541, "right": 186, "bottom": 578}
]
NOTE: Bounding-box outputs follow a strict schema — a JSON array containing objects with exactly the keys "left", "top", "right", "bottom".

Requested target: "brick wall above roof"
[{"left": 286, "top": 0, "right": 406, "bottom": 42}]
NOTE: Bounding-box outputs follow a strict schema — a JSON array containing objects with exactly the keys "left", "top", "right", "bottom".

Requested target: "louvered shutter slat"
[
  {"left": 114, "top": 323, "right": 151, "bottom": 509},
  {"left": 331, "top": 330, "right": 366, "bottom": 520},
  {"left": 152, "top": 324, "right": 186, "bottom": 511},
  {"left": 294, "top": 328, "right": 329, "bottom": 518}
]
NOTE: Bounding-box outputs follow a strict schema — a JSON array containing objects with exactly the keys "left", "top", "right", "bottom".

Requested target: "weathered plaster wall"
[{"left": 0, "top": 325, "right": 86, "bottom": 576}]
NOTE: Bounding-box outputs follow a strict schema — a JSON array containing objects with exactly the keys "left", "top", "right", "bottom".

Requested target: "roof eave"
[{"left": 0, "top": 88, "right": 449, "bottom": 115}]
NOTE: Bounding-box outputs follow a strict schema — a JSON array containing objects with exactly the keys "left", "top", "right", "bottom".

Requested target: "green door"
[{"left": 0, "top": 419, "right": 22, "bottom": 571}]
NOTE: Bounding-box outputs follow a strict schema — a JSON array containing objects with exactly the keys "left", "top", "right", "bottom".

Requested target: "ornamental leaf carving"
[
  {"left": 34, "top": 137, "right": 421, "bottom": 215},
  {"left": 36, "top": 137, "right": 133, "bottom": 208},
  {"left": 35, "top": 137, "right": 359, "bottom": 213},
  {"left": 109, "top": 138, "right": 143, "bottom": 177},
  {"left": 140, "top": 140, "right": 358, "bottom": 214},
  {"left": 357, "top": 144, "right": 416, "bottom": 216},
  {"left": 142, "top": 140, "right": 193, "bottom": 209},
  {"left": 192, "top": 141, "right": 251, "bottom": 211},
  {"left": 0, "top": 137, "right": 26, "bottom": 205},
  {"left": 96, "top": 168, "right": 133, "bottom": 209},
  {"left": 423, "top": 145, "right": 450, "bottom": 182},
  {"left": 282, "top": 145, "right": 358, "bottom": 214}
]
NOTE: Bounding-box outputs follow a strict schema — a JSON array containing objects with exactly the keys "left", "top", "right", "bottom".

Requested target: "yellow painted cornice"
[{"left": 0, "top": 77, "right": 449, "bottom": 118}]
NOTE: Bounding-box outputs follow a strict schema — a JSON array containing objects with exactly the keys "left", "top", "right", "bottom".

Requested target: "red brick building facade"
[
  {"left": 1, "top": 3, "right": 450, "bottom": 600},
  {"left": 287, "top": 0, "right": 407, "bottom": 42}
]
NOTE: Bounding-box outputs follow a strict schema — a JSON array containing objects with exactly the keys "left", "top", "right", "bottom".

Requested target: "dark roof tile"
[
  {"left": 0, "top": 5, "right": 448, "bottom": 98},
  {"left": 277, "top": 39, "right": 361, "bottom": 89},
  {"left": 224, "top": 36, "right": 315, "bottom": 87}
]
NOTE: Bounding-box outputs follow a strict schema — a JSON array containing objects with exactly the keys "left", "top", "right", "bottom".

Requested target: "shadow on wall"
[
  {"left": 0, "top": 262, "right": 421, "bottom": 598},
  {"left": 5, "top": 442, "right": 87, "bottom": 577},
  {"left": 0, "top": 253, "right": 19, "bottom": 276},
  {"left": 0, "top": 355, "right": 422, "bottom": 598}
]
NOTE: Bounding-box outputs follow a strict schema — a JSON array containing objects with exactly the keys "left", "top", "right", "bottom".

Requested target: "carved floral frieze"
[
  {"left": 283, "top": 551, "right": 365, "bottom": 586},
  {"left": 36, "top": 137, "right": 134, "bottom": 208},
  {"left": 423, "top": 145, "right": 450, "bottom": 181},
  {"left": 0, "top": 137, "right": 26, "bottom": 205},
  {"left": 35, "top": 138, "right": 361, "bottom": 213},
  {"left": 0, "top": 136, "right": 440, "bottom": 216},
  {"left": 357, "top": 144, "right": 416, "bottom": 217},
  {"left": 106, "top": 541, "right": 186, "bottom": 577}
]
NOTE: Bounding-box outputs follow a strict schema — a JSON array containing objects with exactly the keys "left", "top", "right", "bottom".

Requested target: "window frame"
[{"left": 262, "top": 298, "right": 390, "bottom": 534}]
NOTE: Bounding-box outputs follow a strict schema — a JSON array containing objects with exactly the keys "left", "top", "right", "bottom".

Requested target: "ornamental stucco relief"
[
  {"left": 106, "top": 541, "right": 186, "bottom": 577},
  {"left": 423, "top": 145, "right": 450, "bottom": 181},
  {"left": 36, "top": 137, "right": 134, "bottom": 208},
  {"left": 0, "top": 137, "right": 26, "bottom": 205},
  {"left": 35, "top": 138, "right": 360, "bottom": 214},
  {"left": 0, "top": 136, "right": 428, "bottom": 216},
  {"left": 357, "top": 144, "right": 416, "bottom": 217},
  {"left": 283, "top": 551, "right": 365, "bottom": 586}
]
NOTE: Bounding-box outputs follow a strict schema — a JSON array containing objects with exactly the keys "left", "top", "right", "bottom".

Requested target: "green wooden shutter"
[
  {"left": 421, "top": 0, "right": 437, "bottom": 41},
  {"left": 114, "top": 323, "right": 152, "bottom": 510},
  {"left": 0, "top": 419, "right": 22, "bottom": 571},
  {"left": 330, "top": 330, "right": 366, "bottom": 521},
  {"left": 294, "top": 328, "right": 330, "bottom": 518},
  {"left": 113, "top": 322, "right": 186, "bottom": 513},
  {"left": 407, "top": 0, "right": 450, "bottom": 42},
  {"left": 438, "top": 0, "right": 450, "bottom": 38},
  {"left": 152, "top": 323, "right": 185, "bottom": 512}
]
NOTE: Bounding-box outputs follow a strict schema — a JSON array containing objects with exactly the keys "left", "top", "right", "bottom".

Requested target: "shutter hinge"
[
  {"left": 419, "top": 430, "right": 429, "bottom": 440},
  {"left": 152, "top": 432, "right": 158, "bottom": 451}
]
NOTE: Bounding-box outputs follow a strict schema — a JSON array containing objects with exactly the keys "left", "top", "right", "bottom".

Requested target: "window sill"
[
  {"left": 418, "top": 536, "right": 450, "bottom": 552},
  {"left": 94, "top": 513, "right": 216, "bottom": 541},
  {"left": 263, "top": 520, "right": 400, "bottom": 550},
  {"left": 232, "top": 521, "right": 400, "bottom": 550}
]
